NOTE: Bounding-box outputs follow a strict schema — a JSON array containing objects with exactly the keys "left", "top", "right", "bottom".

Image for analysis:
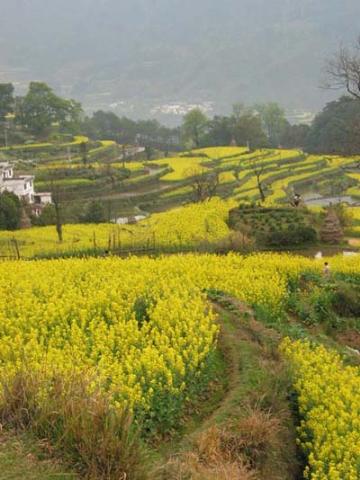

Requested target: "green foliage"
[
  {"left": 31, "top": 204, "right": 56, "bottom": 227},
  {"left": 232, "top": 104, "right": 269, "bottom": 149},
  {"left": 255, "top": 102, "right": 288, "bottom": 147},
  {"left": 0, "top": 83, "right": 14, "bottom": 121},
  {"left": 265, "top": 225, "right": 317, "bottom": 247},
  {"left": 288, "top": 281, "right": 336, "bottom": 327},
  {"left": 288, "top": 275, "right": 360, "bottom": 330},
  {"left": 82, "top": 111, "right": 180, "bottom": 149},
  {"left": 229, "top": 205, "right": 317, "bottom": 247},
  {"left": 205, "top": 115, "right": 234, "bottom": 146},
  {"left": 181, "top": 108, "right": 208, "bottom": 148},
  {"left": 17, "top": 82, "right": 82, "bottom": 137},
  {"left": 82, "top": 200, "right": 106, "bottom": 224},
  {"left": 0, "top": 192, "right": 21, "bottom": 230},
  {"left": 133, "top": 296, "right": 152, "bottom": 327},
  {"left": 331, "top": 281, "right": 360, "bottom": 317},
  {"left": 306, "top": 96, "right": 360, "bottom": 155},
  {"left": 280, "top": 123, "right": 310, "bottom": 149}
]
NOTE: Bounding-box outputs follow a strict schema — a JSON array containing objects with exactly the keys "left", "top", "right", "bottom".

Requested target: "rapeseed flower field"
[
  {"left": 282, "top": 339, "right": 360, "bottom": 480},
  {"left": 0, "top": 198, "right": 234, "bottom": 257}
]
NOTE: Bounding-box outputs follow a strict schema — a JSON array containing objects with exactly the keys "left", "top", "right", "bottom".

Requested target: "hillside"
[{"left": 1, "top": 0, "right": 360, "bottom": 120}]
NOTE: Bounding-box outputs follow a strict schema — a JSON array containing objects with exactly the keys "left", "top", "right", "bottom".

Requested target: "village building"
[{"left": 0, "top": 162, "right": 52, "bottom": 214}]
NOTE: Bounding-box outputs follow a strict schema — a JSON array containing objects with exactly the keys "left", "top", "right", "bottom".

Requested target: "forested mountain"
[{"left": 1, "top": 0, "right": 359, "bottom": 121}]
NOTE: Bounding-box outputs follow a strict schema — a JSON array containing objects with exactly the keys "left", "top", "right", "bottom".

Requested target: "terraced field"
[{"left": 2, "top": 142, "right": 360, "bottom": 251}]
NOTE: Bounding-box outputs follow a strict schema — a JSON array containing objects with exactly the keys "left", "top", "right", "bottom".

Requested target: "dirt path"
[{"left": 155, "top": 295, "right": 301, "bottom": 480}]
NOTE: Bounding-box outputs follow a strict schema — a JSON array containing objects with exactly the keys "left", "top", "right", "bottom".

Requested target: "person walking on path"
[{"left": 323, "top": 262, "right": 331, "bottom": 278}]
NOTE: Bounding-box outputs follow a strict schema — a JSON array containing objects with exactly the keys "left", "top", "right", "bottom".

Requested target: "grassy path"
[
  {"left": 0, "top": 432, "right": 77, "bottom": 480},
  {"left": 155, "top": 294, "right": 302, "bottom": 479}
]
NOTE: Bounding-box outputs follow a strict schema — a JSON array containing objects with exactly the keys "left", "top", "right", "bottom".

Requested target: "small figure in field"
[
  {"left": 323, "top": 262, "right": 330, "bottom": 277},
  {"left": 292, "top": 193, "right": 302, "bottom": 207}
]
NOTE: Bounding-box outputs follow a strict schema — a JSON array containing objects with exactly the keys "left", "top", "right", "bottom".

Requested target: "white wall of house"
[
  {"left": 0, "top": 163, "right": 51, "bottom": 207},
  {"left": 34, "top": 192, "right": 52, "bottom": 204},
  {"left": 0, "top": 162, "right": 14, "bottom": 180},
  {"left": 0, "top": 176, "right": 35, "bottom": 203}
]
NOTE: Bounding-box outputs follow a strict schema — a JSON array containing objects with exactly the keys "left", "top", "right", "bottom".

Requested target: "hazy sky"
[{"left": 1, "top": 0, "right": 359, "bottom": 119}]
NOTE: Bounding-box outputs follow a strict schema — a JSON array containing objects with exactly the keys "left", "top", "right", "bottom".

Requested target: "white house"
[
  {"left": 34, "top": 192, "right": 52, "bottom": 205},
  {"left": 0, "top": 162, "right": 52, "bottom": 211},
  {"left": 0, "top": 162, "right": 14, "bottom": 180},
  {"left": 0, "top": 176, "right": 35, "bottom": 203}
]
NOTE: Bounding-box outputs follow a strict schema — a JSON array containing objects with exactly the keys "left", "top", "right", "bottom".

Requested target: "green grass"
[
  {"left": 0, "top": 432, "right": 77, "bottom": 480},
  {"left": 0, "top": 136, "right": 89, "bottom": 152}
]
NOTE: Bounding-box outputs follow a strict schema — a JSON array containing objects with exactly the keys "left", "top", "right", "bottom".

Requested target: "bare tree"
[
  {"left": 79, "top": 141, "right": 88, "bottom": 165},
  {"left": 325, "top": 36, "right": 360, "bottom": 100},
  {"left": 184, "top": 166, "right": 220, "bottom": 202},
  {"left": 248, "top": 157, "right": 267, "bottom": 203},
  {"left": 50, "top": 181, "right": 64, "bottom": 242}
]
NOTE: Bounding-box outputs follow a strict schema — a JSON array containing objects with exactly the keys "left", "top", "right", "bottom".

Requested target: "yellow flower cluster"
[
  {"left": 281, "top": 339, "right": 360, "bottom": 480},
  {"left": 0, "top": 198, "right": 235, "bottom": 257},
  {"left": 191, "top": 146, "right": 249, "bottom": 158},
  {"left": 0, "top": 252, "right": 304, "bottom": 428},
  {"left": 0, "top": 252, "right": 359, "bottom": 432},
  {"left": 0, "top": 256, "right": 218, "bottom": 426},
  {"left": 0, "top": 135, "right": 89, "bottom": 152}
]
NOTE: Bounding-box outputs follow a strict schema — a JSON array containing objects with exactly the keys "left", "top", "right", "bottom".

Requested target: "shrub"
[
  {"left": 263, "top": 226, "right": 317, "bottom": 247},
  {"left": 0, "top": 191, "right": 22, "bottom": 230},
  {"left": 331, "top": 281, "right": 360, "bottom": 317}
]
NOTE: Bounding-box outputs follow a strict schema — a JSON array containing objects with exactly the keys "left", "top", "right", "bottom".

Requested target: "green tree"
[
  {"left": 205, "top": 115, "right": 234, "bottom": 146},
  {"left": 144, "top": 145, "right": 154, "bottom": 160},
  {"left": 306, "top": 96, "right": 360, "bottom": 155},
  {"left": 232, "top": 107, "right": 268, "bottom": 149},
  {"left": 0, "top": 83, "right": 14, "bottom": 121},
  {"left": 181, "top": 108, "right": 208, "bottom": 148},
  {"left": 0, "top": 191, "right": 21, "bottom": 230},
  {"left": 280, "top": 123, "right": 310, "bottom": 149},
  {"left": 18, "top": 82, "right": 82, "bottom": 137},
  {"left": 83, "top": 200, "right": 106, "bottom": 223},
  {"left": 31, "top": 204, "right": 56, "bottom": 226},
  {"left": 255, "top": 102, "right": 288, "bottom": 147}
]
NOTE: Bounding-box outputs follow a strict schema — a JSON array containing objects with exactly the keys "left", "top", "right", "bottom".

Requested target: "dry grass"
[
  {"left": 158, "top": 406, "right": 282, "bottom": 480},
  {"left": 0, "top": 372, "right": 148, "bottom": 480}
]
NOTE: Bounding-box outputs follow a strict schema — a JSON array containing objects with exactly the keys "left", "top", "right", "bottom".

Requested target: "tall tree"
[
  {"left": 0, "top": 83, "right": 14, "bottom": 121},
  {"left": 280, "top": 123, "right": 310, "bottom": 149},
  {"left": 181, "top": 108, "right": 208, "bottom": 148},
  {"left": 249, "top": 156, "right": 267, "bottom": 203},
  {"left": 232, "top": 107, "right": 268, "bottom": 149},
  {"left": 83, "top": 200, "right": 106, "bottom": 223},
  {"left": 79, "top": 141, "right": 88, "bottom": 165},
  {"left": 18, "top": 82, "right": 82, "bottom": 137},
  {"left": 184, "top": 166, "right": 219, "bottom": 202},
  {"left": 255, "top": 102, "right": 288, "bottom": 147},
  {"left": 205, "top": 115, "right": 234, "bottom": 146},
  {"left": 0, "top": 191, "right": 21, "bottom": 230},
  {"left": 50, "top": 181, "right": 64, "bottom": 242},
  {"left": 306, "top": 96, "right": 360, "bottom": 155}
]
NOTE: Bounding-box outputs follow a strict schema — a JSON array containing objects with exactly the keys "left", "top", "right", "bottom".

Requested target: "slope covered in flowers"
[
  {"left": 282, "top": 339, "right": 360, "bottom": 480},
  {"left": 0, "top": 198, "right": 234, "bottom": 258}
]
